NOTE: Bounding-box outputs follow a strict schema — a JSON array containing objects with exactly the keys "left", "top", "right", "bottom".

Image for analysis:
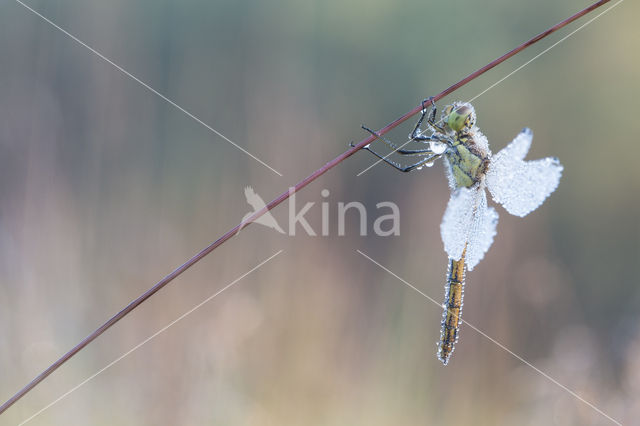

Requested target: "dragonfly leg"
[
  {"left": 349, "top": 141, "right": 439, "bottom": 172},
  {"left": 412, "top": 97, "right": 440, "bottom": 135},
  {"left": 426, "top": 98, "right": 448, "bottom": 134},
  {"left": 402, "top": 155, "right": 442, "bottom": 172},
  {"left": 361, "top": 126, "right": 435, "bottom": 154},
  {"left": 410, "top": 98, "right": 432, "bottom": 140}
]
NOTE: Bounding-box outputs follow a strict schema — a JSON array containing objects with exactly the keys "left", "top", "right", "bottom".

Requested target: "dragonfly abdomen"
[{"left": 437, "top": 248, "right": 467, "bottom": 365}]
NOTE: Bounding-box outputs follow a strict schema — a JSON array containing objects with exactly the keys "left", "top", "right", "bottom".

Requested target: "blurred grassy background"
[{"left": 1, "top": 0, "right": 638, "bottom": 424}]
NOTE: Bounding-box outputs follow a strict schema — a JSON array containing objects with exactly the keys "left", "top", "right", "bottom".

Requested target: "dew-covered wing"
[
  {"left": 486, "top": 128, "right": 563, "bottom": 217},
  {"left": 442, "top": 156, "right": 457, "bottom": 190},
  {"left": 440, "top": 185, "right": 498, "bottom": 270},
  {"left": 465, "top": 188, "right": 498, "bottom": 271},
  {"left": 441, "top": 187, "right": 475, "bottom": 262}
]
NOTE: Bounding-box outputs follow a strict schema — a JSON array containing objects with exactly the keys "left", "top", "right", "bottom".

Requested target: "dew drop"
[{"left": 430, "top": 141, "right": 448, "bottom": 155}]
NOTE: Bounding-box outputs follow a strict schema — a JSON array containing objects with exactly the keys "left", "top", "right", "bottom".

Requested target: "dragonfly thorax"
[
  {"left": 445, "top": 132, "right": 490, "bottom": 188},
  {"left": 437, "top": 102, "right": 490, "bottom": 188}
]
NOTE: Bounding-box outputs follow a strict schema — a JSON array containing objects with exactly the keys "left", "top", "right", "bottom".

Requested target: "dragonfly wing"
[
  {"left": 498, "top": 127, "right": 533, "bottom": 161},
  {"left": 442, "top": 156, "right": 457, "bottom": 190},
  {"left": 465, "top": 187, "right": 499, "bottom": 271},
  {"left": 486, "top": 128, "right": 563, "bottom": 217},
  {"left": 441, "top": 185, "right": 498, "bottom": 270},
  {"left": 440, "top": 186, "right": 475, "bottom": 261}
]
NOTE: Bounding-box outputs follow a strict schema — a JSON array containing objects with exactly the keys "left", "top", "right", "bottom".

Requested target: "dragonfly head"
[{"left": 443, "top": 102, "right": 476, "bottom": 133}]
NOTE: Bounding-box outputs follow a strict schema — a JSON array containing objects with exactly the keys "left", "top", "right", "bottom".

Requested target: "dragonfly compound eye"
[{"left": 446, "top": 103, "right": 476, "bottom": 132}]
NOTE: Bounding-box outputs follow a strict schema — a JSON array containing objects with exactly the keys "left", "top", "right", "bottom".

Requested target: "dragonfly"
[{"left": 355, "top": 99, "right": 563, "bottom": 365}]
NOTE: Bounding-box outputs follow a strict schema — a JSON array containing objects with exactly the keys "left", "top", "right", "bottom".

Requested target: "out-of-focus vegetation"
[{"left": 1, "top": 0, "right": 638, "bottom": 424}]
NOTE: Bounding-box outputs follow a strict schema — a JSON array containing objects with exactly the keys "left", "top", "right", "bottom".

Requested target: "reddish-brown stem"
[{"left": 0, "top": 0, "right": 612, "bottom": 416}]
